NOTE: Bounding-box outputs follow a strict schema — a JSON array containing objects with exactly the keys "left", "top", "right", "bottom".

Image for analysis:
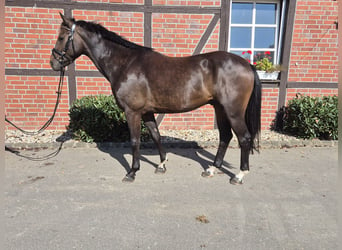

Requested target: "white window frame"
[{"left": 228, "top": 0, "right": 281, "bottom": 64}]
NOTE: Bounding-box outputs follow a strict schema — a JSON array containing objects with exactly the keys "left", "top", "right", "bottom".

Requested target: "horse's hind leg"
[
  {"left": 202, "top": 103, "right": 233, "bottom": 177},
  {"left": 142, "top": 113, "right": 168, "bottom": 174},
  {"left": 228, "top": 114, "right": 252, "bottom": 185}
]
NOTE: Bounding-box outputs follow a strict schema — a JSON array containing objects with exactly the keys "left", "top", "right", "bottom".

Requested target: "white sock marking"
[{"left": 235, "top": 170, "right": 249, "bottom": 181}]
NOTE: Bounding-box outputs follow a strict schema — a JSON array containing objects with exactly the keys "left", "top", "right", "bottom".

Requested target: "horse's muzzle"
[{"left": 50, "top": 57, "right": 62, "bottom": 71}]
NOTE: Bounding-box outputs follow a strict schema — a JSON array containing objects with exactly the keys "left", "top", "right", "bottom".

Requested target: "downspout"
[{"left": 277, "top": 0, "right": 287, "bottom": 64}]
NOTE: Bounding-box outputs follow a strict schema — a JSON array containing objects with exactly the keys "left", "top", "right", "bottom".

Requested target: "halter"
[{"left": 52, "top": 23, "right": 76, "bottom": 66}]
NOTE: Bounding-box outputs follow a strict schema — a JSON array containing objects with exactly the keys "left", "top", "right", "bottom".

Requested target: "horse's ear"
[{"left": 59, "top": 12, "right": 74, "bottom": 28}]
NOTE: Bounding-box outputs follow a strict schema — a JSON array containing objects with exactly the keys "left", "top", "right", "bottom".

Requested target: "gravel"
[
  {"left": 4, "top": 129, "right": 283, "bottom": 144},
  {"left": 5, "top": 129, "right": 337, "bottom": 149}
]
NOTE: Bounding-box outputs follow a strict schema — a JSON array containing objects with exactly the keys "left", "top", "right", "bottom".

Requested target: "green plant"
[
  {"left": 254, "top": 57, "right": 276, "bottom": 72},
  {"left": 253, "top": 51, "right": 280, "bottom": 72},
  {"left": 68, "top": 95, "right": 149, "bottom": 142},
  {"left": 282, "top": 94, "right": 338, "bottom": 140}
]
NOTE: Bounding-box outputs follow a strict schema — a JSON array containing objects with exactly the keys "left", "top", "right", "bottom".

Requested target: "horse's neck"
[{"left": 82, "top": 36, "right": 133, "bottom": 82}]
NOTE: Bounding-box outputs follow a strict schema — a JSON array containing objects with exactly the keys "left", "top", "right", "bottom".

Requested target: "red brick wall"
[
  {"left": 5, "top": 8, "right": 62, "bottom": 69},
  {"left": 152, "top": 13, "right": 219, "bottom": 57},
  {"left": 158, "top": 105, "right": 215, "bottom": 130},
  {"left": 5, "top": 0, "right": 338, "bottom": 133},
  {"left": 288, "top": 0, "right": 338, "bottom": 83},
  {"left": 76, "top": 77, "right": 112, "bottom": 98},
  {"left": 153, "top": 0, "right": 220, "bottom": 6},
  {"left": 287, "top": 88, "right": 338, "bottom": 100},
  {"left": 5, "top": 75, "right": 69, "bottom": 130},
  {"left": 261, "top": 88, "right": 279, "bottom": 130},
  {"left": 5, "top": 8, "right": 70, "bottom": 130}
]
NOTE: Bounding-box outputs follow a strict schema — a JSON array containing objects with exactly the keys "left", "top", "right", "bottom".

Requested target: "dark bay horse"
[{"left": 50, "top": 14, "right": 261, "bottom": 185}]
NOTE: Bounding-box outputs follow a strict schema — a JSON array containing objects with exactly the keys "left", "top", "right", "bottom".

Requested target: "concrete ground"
[{"left": 5, "top": 145, "right": 338, "bottom": 250}]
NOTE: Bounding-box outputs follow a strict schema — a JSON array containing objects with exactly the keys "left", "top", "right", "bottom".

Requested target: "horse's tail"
[{"left": 245, "top": 64, "right": 262, "bottom": 153}]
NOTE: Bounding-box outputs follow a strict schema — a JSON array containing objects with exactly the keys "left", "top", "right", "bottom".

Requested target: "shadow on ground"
[
  {"left": 5, "top": 130, "right": 236, "bottom": 178},
  {"left": 95, "top": 138, "right": 235, "bottom": 180}
]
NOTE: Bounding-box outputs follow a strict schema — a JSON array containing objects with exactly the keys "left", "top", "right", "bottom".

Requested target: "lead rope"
[
  {"left": 5, "top": 68, "right": 66, "bottom": 160},
  {"left": 5, "top": 142, "right": 64, "bottom": 161},
  {"left": 5, "top": 24, "right": 75, "bottom": 160},
  {"left": 5, "top": 68, "right": 65, "bottom": 135}
]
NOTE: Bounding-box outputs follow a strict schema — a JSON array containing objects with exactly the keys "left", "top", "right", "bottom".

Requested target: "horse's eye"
[{"left": 58, "top": 36, "right": 64, "bottom": 41}]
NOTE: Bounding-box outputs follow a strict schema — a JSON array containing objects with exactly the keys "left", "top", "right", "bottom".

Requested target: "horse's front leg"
[{"left": 122, "top": 111, "right": 142, "bottom": 183}]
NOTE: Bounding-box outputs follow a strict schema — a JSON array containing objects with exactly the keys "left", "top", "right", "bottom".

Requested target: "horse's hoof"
[
  {"left": 201, "top": 170, "right": 214, "bottom": 178},
  {"left": 122, "top": 175, "right": 135, "bottom": 183},
  {"left": 155, "top": 167, "right": 166, "bottom": 174},
  {"left": 230, "top": 177, "right": 243, "bottom": 185},
  {"left": 201, "top": 166, "right": 218, "bottom": 178}
]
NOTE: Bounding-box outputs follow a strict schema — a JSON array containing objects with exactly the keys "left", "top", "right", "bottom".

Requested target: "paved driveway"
[{"left": 5, "top": 146, "right": 337, "bottom": 249}]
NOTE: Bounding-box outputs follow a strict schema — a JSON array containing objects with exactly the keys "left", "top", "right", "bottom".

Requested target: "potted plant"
[{"left": 253, "top": 51, "right": 280, "bottom": 80}]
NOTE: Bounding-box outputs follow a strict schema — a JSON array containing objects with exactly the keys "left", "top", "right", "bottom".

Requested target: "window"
[{"left": 228, "top": 1, "right": 281, "bottom": 65}]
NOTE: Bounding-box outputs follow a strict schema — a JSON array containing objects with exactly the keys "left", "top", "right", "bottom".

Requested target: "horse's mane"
[{"left": 74, "top": 19, "right": 152, "bottom": 51}]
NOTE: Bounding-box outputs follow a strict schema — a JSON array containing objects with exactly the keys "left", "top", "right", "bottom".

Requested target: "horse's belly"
[{"left": 152, "top": 97, "right": 210, "bottom": 114}]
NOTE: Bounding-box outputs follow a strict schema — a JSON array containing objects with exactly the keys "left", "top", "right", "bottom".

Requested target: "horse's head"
[{"left": 50, "top": 13, "right": 83, "bottom": 71}]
